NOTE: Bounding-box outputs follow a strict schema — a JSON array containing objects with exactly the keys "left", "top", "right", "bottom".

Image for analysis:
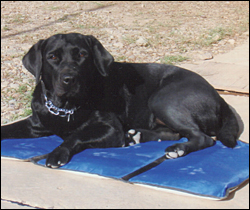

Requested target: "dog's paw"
[
  {"left": 126, "top": 129, "right": 141, "bottom": 146},
  {"left": 165, "top": 144, "right": 186, "bottom": 159},
  {"left": 46, "top": 146, "right": 71, "bottom": 168}
]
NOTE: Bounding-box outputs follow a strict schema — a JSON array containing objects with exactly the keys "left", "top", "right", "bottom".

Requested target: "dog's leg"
[
  {"left": 148, "top": 86, "right": 216, "bottom": 158},
  {"left": 164, "top": 131, "right": 214, "bottom": 159},
  {"left": 151, "top": 116, "right": 215, "bottom": 158},
  {"left": 46, "top": 126, "right": 124, "bottom": 168},
  {"left": 125, "top": 127, "right": 180, "bottom": 146},
  {"left": 149, "top": 114, "right": 215, "bottom": 158},
  {"left": 125, "top": 127, "right": 214, "bottom": 159},
  {"left": 46, "top": 115, "right": 125, "bottom": 168},
  {"left": 1, "top": 116, "right": 52, "bottom": 140}
]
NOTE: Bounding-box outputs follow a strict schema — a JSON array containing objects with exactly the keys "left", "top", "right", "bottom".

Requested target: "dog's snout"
[
  {"left": 62, "top": 74, "right": 76, "bottom": 85},
  {"left": 60, "top": 65, "right": 78, "bottom": 86}
]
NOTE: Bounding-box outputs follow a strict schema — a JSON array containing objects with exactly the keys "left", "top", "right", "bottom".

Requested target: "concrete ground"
[{"left": 1, "top": 38, "right": 249, "bottom": 209}]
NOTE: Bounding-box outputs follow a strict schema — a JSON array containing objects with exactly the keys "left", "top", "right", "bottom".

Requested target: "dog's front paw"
[
  {"left": 46, "top": 146, "right": 71, "bottom": 168},
  {"left": 126, "top": 129, "right": 141, "bottom": 146},
  {"left": 165, "top": 143, "right": 186, "bottom": 159}
]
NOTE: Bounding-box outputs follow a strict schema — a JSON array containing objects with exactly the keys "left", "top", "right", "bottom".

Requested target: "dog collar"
[{"left": 41, "top": 80, "right": 78, "bottom": 122}]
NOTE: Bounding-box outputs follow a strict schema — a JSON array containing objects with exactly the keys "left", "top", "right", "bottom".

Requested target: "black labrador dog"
[{"left": 1, "top": 33, "right": 239, "bottom": 168}]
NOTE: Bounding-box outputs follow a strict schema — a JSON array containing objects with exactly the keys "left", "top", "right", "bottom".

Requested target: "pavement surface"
[{"left": 1, "top": 38, "right": 249, "bottom": 209}]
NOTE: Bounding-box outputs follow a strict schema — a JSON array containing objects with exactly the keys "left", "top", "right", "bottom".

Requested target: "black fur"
[{"left": 1, "top": 33, "right": 239, "bottom": 168}]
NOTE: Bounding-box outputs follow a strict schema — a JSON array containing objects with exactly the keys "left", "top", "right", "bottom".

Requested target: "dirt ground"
[{"left": 1, "top": 1, "right": 249, "bottom": 123}]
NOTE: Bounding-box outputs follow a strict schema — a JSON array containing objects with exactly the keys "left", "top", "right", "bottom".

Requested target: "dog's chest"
[{"left": 38, "top": 107, "right": 91, "bottom": 135}]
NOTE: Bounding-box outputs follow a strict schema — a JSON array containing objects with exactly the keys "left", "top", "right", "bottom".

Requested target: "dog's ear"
[
  {"left": 86, "top": 35, "right": 114, "bottom": 77},
  {"left": 22, "top": 40, "right": 45, "bottom": 84}
]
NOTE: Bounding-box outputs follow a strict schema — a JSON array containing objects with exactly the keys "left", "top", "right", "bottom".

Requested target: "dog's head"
[{"left": 22, "top": 33, "right": 114, "bottom": 98}]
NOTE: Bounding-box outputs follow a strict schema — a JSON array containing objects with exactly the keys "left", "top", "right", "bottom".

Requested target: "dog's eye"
[
  {"left": 49, "top": 54, "right": 58, "bottom": 60},
  {"left": 79, "top": 52, "right": 85, "bottom": 58}
]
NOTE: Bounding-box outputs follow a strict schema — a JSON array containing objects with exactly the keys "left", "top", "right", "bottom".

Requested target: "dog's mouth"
[{"left": 55, "top": 83, "right": 80, "bottom": 98}]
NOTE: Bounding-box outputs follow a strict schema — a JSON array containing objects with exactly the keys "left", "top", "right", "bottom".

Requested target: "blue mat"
[{"left": 1, "top": 135, "right": 249, "bottom": 199}]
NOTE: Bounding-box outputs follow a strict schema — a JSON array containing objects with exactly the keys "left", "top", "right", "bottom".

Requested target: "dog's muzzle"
[{"left": 62, "top": 74, "right": 76, "bottom": 86}]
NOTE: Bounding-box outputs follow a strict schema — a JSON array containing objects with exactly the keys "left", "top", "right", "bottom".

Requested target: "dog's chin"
[
  {"left": 55, "top": 84, "right": 81, "bottom": 98},
  {"left": 56, "top": 90, "right": 80, "bottom": 99},
  {"left": 56, "top": 91, "right": 77, "bottom": 98}
]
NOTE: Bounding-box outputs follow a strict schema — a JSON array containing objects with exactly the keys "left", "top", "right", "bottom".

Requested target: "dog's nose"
[{"left": 62, "top": 75, "right": 76, "bottom": 85}]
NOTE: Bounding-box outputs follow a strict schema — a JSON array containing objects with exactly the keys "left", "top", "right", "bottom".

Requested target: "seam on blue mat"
[{"left": 121, "top": 155, "right": 167, "bottom": 181}]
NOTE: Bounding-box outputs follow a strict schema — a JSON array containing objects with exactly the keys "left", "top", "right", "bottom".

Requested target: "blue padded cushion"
[{"left": 1, "top": 135, "right": 249, "bottom": 199}]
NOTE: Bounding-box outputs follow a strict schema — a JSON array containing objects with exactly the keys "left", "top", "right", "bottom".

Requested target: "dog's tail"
[{"left": 216, "top": 98, "right": 239, "bottom": 148}]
